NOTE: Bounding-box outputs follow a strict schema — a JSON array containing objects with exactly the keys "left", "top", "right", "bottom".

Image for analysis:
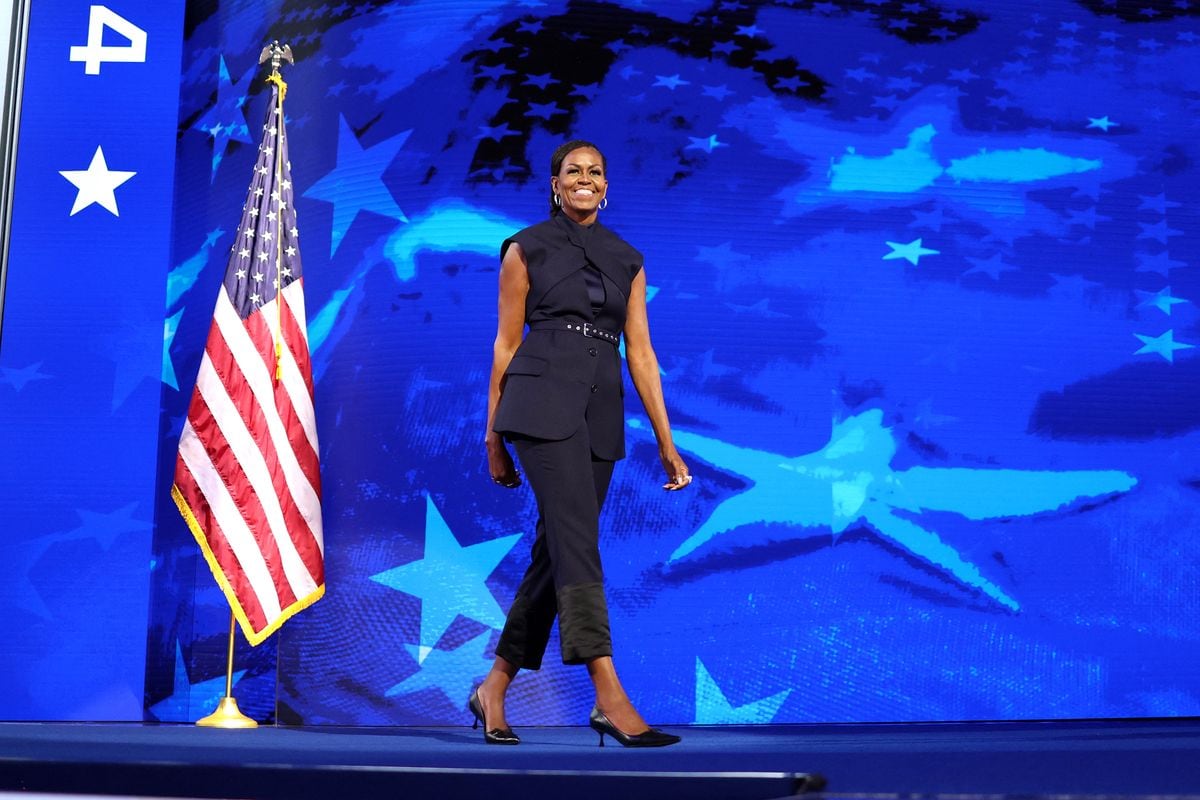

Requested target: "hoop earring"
[
  {"left": 598, "top": 196, "right": 608, "bottom": 211},
  {"left": 553, "top": 194, "right": 562, "bottom": 208}
]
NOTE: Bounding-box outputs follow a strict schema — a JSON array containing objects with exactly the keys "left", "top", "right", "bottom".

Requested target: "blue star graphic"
[
  {"left": 302, "top": 116, "right": 411, "bottom": 256},
  {"left": 524, "top": 72, "right": 558, "bottom": 89},
  {"left": 1065, "top": 206, "right": 1111, "bottom": 229},
  {"left": 1137, "top": 220, "right": 1183, "bottom": 243},
  {"left": 735, "top": 24, "right": 764, "bottom": 37},
  {"left": 1137, "top": 287, "right": 1188, "bottom": 316},
  {"left": 192, "top": 56, "right": 254, "bottom": 180},
  {"left": 1136, "top": 252, "right": 1186, "bottom": 276},
  {"left": 1134, "top": 330, "right": 1194, "bottom": 363},
  {"left": 371, "top": 495, "right": 522, "bottom": 663},
  {"left": 701, "top": 84, "right": 734, "bottom": 100},
  {"left": 685, "top": 135, "right": 727, "bottom": 154},
  {"left": 872, "top": 95, "right": 902, "bottom": 112},
  {"left": 527, "top": 101, "right": 565, "bottom": 120},
  {"left": 1086, "top": 116, "right": 1118, "bottom": 132},
  {"left": 1137, "top": 193, "right": 1181, "bottom": 214},
  {"left": 476, "top": 124, "right": 520, "bottom": 141},
  {"left": 653, "top": 74, "right": 691, "bottom": 90},
  {"left": 844, "top": 67, "right": 876, "bottom": 82},
  {"left": 694, "top": 658, "right": 790, "bottom": 724},
  {"left": 1, "top": 537, "right": 56, "bottom": 618},
  {"left": 65, "top": 503, "right": 152, "bottom": 550},
  {"left": 884, "top": 238, "right": 939, "bottom": 266},
  {"left": 167, "top": 227, "right": 222, "bottom": 308},
  {"left": 886, "top": 76, "right": 919, "bottom": 93},
  {"left": 149, "top": 640, "right": 247, "bottom": 722},
  {"left": 695, "top": 241, "right": 750, "bottom": 269},
  {"left": 477, "top": 63, "right": 514, "bottom": 82},
  {"left": 964, "top": 253, "right": 1017, "bottom": 280},
  {"left": 572, "top": 83, "right": 602, "bottom": 101},
  {"left": 947, "top": 68, "right": 979, "bottom": 82},
  {"left": 0, "top": 361, "right": 51, "bottom": 391},
  {"left": 385, "top": 629, "right": 492, "bottom": 707},
  {"left": 909, "top": 206, "right": 946, "bottom": 232},
  {"left": 163, "top": 309, "right": 184, "bottom": 389}
]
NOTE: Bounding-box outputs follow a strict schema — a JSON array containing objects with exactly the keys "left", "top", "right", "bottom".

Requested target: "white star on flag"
[{"left": 59, "top": 146, "right": 136, "bottom": 217}]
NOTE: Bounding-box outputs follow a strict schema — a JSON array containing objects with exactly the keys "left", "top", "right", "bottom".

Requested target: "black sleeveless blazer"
[{"left": 492, "top": 213, "right": 643, "bottom": 460}]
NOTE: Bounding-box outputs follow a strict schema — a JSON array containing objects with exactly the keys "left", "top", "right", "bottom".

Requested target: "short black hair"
[{"left": 549, "top": 139, "right": 606, "bottom": 216}]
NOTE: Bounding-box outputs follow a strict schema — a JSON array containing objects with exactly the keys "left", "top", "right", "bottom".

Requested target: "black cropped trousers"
[{"left": 494, "top": 423, "right": 615, "bottom": 669}]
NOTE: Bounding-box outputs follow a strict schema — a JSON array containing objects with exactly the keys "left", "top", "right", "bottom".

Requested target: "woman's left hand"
[{"left": 660, "top": 446, "right": 692, "bottom": 491}]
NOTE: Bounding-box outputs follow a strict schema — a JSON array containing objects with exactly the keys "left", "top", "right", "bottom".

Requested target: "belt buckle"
[{"left": 582, "top": 322, "right": 595, "bottom": 338}]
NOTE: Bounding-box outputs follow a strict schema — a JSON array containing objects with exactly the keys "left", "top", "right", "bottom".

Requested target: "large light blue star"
[
  {"left": 652, "top": 411, "right": 1137, "bottom": 611},
  {"left": 149, "top": 641, "right": 246, "bottom": 722},
  {"left": 302, "top": 116, "right": 411, "bottom": 256},
  {"left": 371, "top": 495, "right": 522, "bottom": 663},
  {"left": 1134, "top": 329, "right": 1194, "bottom": 363},
  {"left": 1137, "top": 287, "right": 1188, "bottom": 316},
  {"left": 884, "top": 238, "right": 939, "bottom": 266},
  {"left": 385, "top": 629, "right": 492, "bottom": 706},
  {"left": 695, "top": 658, "right": 790, "bottom": 724},
  {"left": 192, "top": 57, "right": 254, "bottom": 180}
]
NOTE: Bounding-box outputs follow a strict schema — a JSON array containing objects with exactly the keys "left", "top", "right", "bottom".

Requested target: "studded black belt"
[{"left": 528, "top": 319, "right": 621, "bottom": 346}]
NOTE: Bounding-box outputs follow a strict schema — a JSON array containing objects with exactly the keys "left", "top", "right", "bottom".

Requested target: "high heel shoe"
[
  {"left": 589, "top": 706, "right": 680, "bottom": 748},
  {"left": 468, "top": 687, "right": 519, "bottom": 745}
]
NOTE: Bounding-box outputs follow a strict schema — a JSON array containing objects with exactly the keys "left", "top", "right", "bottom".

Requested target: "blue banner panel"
[
  {"left": 155, "top": 0, "right": 1200, "bottom": 726},
  {"left": 0, "top": 0, "right": 184, "bottom": 720}
]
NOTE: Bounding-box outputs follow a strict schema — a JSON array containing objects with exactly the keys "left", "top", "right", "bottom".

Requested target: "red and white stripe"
[{"left": 173, "top": 280, "right": 324, "bottom": 645}]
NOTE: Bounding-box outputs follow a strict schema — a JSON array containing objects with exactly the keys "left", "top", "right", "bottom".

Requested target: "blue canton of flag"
[{"left": 227, "top": 82, "right": 304, "bottom": 319}]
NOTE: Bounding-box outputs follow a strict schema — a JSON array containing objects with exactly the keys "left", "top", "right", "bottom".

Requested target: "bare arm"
[
  {"left": 486, "top": 243, "right": 530, "bottom": 487},
  {"left": 624, "top": 269, "right": 691, "bottom": 491}
]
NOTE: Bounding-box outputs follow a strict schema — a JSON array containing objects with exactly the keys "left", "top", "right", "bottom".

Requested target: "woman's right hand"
[{"left": 486, "top": 434, "right": 522, "bottom": 488}]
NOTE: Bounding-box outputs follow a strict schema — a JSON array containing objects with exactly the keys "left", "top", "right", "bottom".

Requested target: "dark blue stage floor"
[{"left": 0, "top": 719, "right": 1198, "bottom": 799}]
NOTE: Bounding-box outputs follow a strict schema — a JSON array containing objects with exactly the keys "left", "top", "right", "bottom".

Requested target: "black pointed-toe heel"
[
  {"left": 468, "top": 687, "right": 519, "bottom": 745},
  {"left": 589, "top": 706, "right": 680, "bottom": 748}
]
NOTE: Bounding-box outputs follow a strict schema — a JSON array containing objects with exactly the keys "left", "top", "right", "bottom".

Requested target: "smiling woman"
[{"left": 477, "top": 139, "right": 693, "bottom": 747}]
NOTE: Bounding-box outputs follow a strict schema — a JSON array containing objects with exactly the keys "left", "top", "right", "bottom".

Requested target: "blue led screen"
[
  {"left": 0, "top": 0, "right": 185, "bottom": 720},
  {"left": 146, "top": 0, "right": 1200, "bottom": 725}
]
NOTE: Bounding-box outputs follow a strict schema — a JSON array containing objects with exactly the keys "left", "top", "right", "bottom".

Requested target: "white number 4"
[{"left": 69, "top": 6, "right": 147, "bottom": 75}]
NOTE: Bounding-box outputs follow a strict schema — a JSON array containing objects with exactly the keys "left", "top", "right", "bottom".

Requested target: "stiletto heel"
[
  {"left": 588, "top": 706, "right": 680, "bottom": 748},
  {"left": 468, "top": 687, "right": 520, "bottom": 745}
]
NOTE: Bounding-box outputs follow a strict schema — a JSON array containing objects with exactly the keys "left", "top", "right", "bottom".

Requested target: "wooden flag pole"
[{"left": 195, "top": 611, "right": 258, "bottom": 728}]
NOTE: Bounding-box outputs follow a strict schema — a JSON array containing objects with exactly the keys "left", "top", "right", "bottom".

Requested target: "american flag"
[{"left": 172, "top": 78, "right": 324, "bottom": 646}]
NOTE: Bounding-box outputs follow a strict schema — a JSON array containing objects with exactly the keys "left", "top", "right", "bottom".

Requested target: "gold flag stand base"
[
  {"left": 196, "top": 611, "right": 259, "bottom": 729},
  {"left": 197, "top": 696, "right": 258, "bottom": 728}
]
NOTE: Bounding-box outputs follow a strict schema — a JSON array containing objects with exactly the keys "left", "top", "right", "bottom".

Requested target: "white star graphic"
[{"left": 59, "top": 146, "right": 136, "bottom": 217}]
